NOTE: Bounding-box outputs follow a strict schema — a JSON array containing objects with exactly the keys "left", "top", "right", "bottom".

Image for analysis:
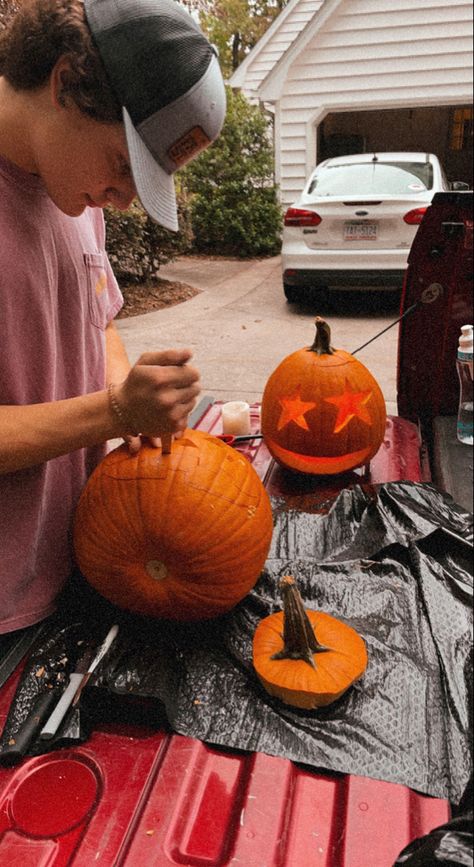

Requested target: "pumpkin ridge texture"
[{"left": 74, "top": 430, "right": 273, "bottom": 620}]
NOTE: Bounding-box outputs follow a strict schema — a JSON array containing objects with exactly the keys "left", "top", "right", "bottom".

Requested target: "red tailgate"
[{"left": 397, "top": 190, "right": 473, "bottom": 422}]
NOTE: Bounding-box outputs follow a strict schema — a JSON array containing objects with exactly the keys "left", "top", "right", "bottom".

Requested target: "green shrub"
[
  {"left": 104, "top": 192, "right": 193, "bottom": 284},
  {"left": 183, "top": 87, "right": 282, "bottom": 258}
]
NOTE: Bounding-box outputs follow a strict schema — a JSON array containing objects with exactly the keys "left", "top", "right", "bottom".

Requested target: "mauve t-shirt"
[{"left": 0, "top": 154, "right": 123, "bottom": 632}]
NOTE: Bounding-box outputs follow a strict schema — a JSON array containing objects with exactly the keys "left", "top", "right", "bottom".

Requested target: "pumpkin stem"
[
  {"left": 309, "top": 317, "right": 334, "bottom": 355},
  {"left": 271, "top": 575, "right": 329, "bottom": 669}
]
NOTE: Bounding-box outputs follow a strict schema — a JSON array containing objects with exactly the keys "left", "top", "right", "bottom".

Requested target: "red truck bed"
[{"left": 0, "top": 400, "right": 451, "bottom": 867}]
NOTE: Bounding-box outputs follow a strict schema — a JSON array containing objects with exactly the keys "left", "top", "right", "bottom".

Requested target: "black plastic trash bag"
[
  {"left": 393, "top": 777, "right": 473, "bottom": 866},
  {"left": 100, "top": 481, "right": 472, "bottom": 803},
  {"left": 1, "top": 481, "right": 472, "bottom": 806}
]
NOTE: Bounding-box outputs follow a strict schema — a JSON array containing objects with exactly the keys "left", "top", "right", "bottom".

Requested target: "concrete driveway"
[{"left": 116, "top": 255, "right": 401, "bottom": 414}]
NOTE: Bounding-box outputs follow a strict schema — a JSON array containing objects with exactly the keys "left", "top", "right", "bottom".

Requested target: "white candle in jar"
[{"left": 221, "top": 401, "right": 251, "bottom": 436}]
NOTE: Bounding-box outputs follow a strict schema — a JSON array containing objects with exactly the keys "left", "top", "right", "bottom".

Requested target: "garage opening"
[{"left": 318, "top": 105, "right": 473, "bottom": 187}]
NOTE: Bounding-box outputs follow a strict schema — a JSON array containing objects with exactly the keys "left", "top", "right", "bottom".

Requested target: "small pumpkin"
[
  {"left": 253, "top": 576, "right": 368, "bottom": 709},
  {"left": 261, "top": 317, "right": 386, "bottom": 475},
  {"left": 74, "top": 430, "right": 273, "bottom": 621}
]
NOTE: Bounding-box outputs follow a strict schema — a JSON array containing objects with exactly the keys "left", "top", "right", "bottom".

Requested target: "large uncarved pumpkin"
[
  {"left": 74, "top": 430, "right": 273, "bottom": 621},
  {"left": 261, "top": 317, "right": 386, "bottom": 475}
]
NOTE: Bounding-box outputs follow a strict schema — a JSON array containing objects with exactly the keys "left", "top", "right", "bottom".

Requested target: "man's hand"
[{"left": 115, "top": 348, "right": 201, "bottom": 451}]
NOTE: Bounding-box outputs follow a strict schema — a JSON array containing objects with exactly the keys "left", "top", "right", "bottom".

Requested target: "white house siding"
[
  {"left": 232, "top": 0, "right": 324, "bottom": 98},
  {"left": 272, "top": 0, "right": 473, "bottom": 204}
]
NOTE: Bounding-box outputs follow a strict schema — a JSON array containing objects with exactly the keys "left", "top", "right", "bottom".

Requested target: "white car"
[{"left": 281, "top": 151, "right": 455, "bottom": 302}]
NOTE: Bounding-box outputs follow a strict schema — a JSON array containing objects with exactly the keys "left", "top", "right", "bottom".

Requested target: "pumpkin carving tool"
[
  {"left": 161, "top": 354, "right": 195, "bottom": 455},
  {"left": 0, "top": 685, "right": 62, "bottom": 765},
  {"left": 161, "top": 433, "right": 172, "bottom": 454},
  {"left": 217, "top": 434, "right": 264, "bottom": 447},
  {"left": 71, "top": 623, "right": 119, "bottom": 707},
  {"left": 39, "top": 624, "right": 119, "bottom": 739},
  {"left": 351, "top": 285, "right": 443, "bottom": 356}
]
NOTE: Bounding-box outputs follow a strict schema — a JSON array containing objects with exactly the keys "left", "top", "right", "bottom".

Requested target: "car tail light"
[
  {"left": 284, "top": 208, "right": 322, "bottom": 227},
  {"left": 403, "top": 207, "right": 428, "bottom": 225}
]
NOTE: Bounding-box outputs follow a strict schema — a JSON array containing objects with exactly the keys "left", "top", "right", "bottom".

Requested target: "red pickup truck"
[{"left": 0, "top": 191, "right": 472, "bottom": 866}]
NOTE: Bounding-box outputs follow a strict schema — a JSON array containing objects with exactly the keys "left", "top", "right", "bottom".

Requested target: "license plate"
[{"left": 344, "top": 222, "right": 378, "bottom": 241}]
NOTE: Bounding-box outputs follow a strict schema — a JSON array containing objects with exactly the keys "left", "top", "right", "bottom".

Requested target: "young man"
[{"left": 0, "top": 0, "right": 226, "bottom": 636}]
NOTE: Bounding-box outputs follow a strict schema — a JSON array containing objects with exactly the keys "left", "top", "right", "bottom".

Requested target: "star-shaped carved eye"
[
  {"left": 277, "top": 390, "right": 317, "bottom": 431},
  {"left": 324, "top": 381, "right": 373, "bottom": 433}
]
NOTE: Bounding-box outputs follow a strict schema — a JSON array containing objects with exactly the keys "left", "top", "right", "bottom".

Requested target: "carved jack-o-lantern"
[
  {"left": 73, "top": 430, "right": 273, "bottom": 620},
  {"left": 261, "top": 317, "right": 386, "bottom": 475}
]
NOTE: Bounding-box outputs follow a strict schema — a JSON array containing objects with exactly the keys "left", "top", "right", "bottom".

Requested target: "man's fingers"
[
  {"left": 137, "top": 364, "right": 200, "bottom": 390},
  {"left": 136, "top": 348, "right": 193, "bottom": 367},
  {"left": 127, "top": 431, "right": 189, "bottom": 453},
  {"left": 125, "top": 434, "right": 142, "bottom": 455},
  {"left": 118, "top": 348, "right": 201, "bottom": 441}
]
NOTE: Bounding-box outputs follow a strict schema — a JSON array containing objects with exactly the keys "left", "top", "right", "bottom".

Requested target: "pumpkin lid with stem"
[
  {"left": 308, "top": 316, "right": 335, "bottom": 356},
  {"left": 252, "top": 575, "right": 368, "bottom": 709},
  {"left": 282, "top": 316, "right": 359, "bottom": 368},
  {"left": 303, "top": 316, "right": 353, "bottom": 367}
]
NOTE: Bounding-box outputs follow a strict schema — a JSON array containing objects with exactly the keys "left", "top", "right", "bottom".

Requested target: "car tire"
[{"left": 283, "top": 283, "right": 299, "bottom": 303}]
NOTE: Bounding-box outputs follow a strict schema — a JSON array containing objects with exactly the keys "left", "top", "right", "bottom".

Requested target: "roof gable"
[
  {"left": 259, "top": 0, "right": 344, "bottom": 100},
  {"left": 258, "top": 0, "right": 472, "bottom": 102},
  {"left": 229, "top": 0, "right": 326, "bottom": 93},
  {"left": 232, "top": 0, "right": 473, "bottom": 103}
]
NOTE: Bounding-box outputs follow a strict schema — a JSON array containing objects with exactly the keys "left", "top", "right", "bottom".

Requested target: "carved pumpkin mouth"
[{"left": 266, "top": 439, "right": 372, "bottom": 475}]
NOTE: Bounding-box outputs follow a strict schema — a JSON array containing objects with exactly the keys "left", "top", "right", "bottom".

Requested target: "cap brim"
[{"left": 123, "top": 107, "right": 179, "bottom": 232}]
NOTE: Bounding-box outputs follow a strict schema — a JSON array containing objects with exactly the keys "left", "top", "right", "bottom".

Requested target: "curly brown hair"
[{"left": 0, "top": 0, "right": 121, "bottom": 122}]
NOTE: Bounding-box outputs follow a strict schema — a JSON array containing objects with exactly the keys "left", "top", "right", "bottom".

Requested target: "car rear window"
[{"left": 307, "top": 161, "right": 434, "bottom": 196}]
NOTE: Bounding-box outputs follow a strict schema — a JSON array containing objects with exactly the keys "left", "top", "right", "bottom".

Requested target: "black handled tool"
[{"left": 0, "top": 687, "right": 60, "bottom": 766}]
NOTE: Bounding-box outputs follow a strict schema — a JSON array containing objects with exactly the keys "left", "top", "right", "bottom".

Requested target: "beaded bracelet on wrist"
[{"left": 107, "top": 382, "right": 139, "bottom": 437}]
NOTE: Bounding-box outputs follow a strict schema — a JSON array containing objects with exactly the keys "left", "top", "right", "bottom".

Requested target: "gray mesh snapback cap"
[{"left": 84, "top": 0, "right": 226, "bottom": 231}]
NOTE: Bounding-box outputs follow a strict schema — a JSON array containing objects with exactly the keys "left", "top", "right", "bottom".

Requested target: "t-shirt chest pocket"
[{"left": 84, "top": 252, "right": 108, "bottom": 329}]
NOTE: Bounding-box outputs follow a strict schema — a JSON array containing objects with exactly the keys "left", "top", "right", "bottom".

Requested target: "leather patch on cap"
[{"left": 168, "top": 127, "right": 211, "bottom": 168}]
